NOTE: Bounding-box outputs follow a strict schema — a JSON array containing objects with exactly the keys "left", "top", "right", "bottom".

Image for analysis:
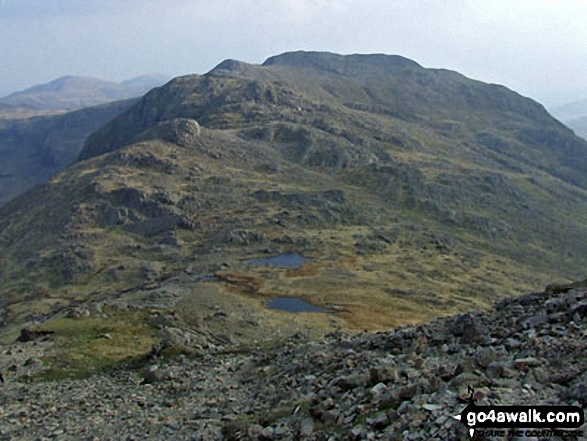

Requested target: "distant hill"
[
  {"left": 551, "top": 97, "right": 587, "bottom": 121},
  {"left": 548, "top": 98, "right": 587, "bottom": 140},
  {"left": 120, "top": 74, "right": 171, "bottom": 94},
  {"left": 0, "top": 74, "right": 169, "bottom": 111},
  {"left": 564, "top": 115, "right": 587, "bottom": 139},
  {"left": 1, "top": 51, "right": 587, "bottom": 336}
]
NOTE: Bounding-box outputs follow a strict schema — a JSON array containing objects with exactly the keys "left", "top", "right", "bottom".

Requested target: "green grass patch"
[{"left": 32, "top": 311, "right": 157, "bottom": 381}]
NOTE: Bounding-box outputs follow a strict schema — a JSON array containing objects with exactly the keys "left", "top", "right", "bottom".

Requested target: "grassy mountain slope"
[{"left": 1, "top": 51, "right": 586, "bottom": 336}]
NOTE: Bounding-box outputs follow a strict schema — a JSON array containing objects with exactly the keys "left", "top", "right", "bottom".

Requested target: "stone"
[
  {"left": 141, "top": 365, "right": 172, "bottom": 384},
  {"left": 562, "top": 383, "right": 587, "bottom": 405},
  {"left": 421, "top": 404, "right": 443, "bottom": 411},
  {"left": 505, "top": 338, "right": 522, "bottom": 349},
  {"left": 486, "top": 361, "right": 506, "bottom": 379},
  {"left": 522, "top": 313, "right": 548, "bottom": 328},
  {"left": 300, "top": 417, "right": 315, "bottom": 437},
  {"left": 143, "top": 118, "right": 201, "bottom": 147},
  {"left": 246, "top": 424, "right": 264, "bottom": 438},
  {"left": 156, "top": 327, "right": 208, "bottom": 350},
  {"left": 570, "top": 300, "right": 587, "bottom": 319},
  {"left": 475, "top": 347, "right": 497, "bottom": 368},
  {"left": 448, "top": 313, "right": 490, "bottom": 344},
  {"left": 450, "top": 372, "right": 480, "bottom": 388},
  {"left": 370, "top": 382, "right": 388, "bottom": 396},
  {"left": 16, "top": 328, "right": 54, "bottom": 343},
  {"left": 350, "top": 425, "right": 366, "bottom": 440},
  {"left": 544, "top": 297, "right": 567, "bottom": 314},
  {"left": 369, "top": 364, "right": 398, "bottom": 384},
  {"left": 369, "top": 412, "right": 389, "bottom": 430},
  {"left": 398, "top": 384, "right": 419, "bottom": 400},
  {"left": 336, "top": 374, "right": 368, "bottom": 391},
  {"left": 513, "top": 357, "right": 541, "bottom": 368}
]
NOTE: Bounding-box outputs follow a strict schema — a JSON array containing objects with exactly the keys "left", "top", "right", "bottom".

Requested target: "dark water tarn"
[
  {"left": 268, "top": 297, "right": 325, "bottom": 313},
  {"left": 243, "top": 253, "right": 310, "bottom": 268}
]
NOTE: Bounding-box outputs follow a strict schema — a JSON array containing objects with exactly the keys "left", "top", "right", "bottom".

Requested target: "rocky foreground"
[{"left": 1, "top": 282, "right": 586, "bottom": 440}]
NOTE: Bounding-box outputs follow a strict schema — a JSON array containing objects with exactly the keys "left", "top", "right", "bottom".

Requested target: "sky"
[{"left": 1, "top": 0, "right": 587, "bottom": 108}]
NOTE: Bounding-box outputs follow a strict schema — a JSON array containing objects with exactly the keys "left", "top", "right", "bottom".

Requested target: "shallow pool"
[
  {"left": 243, "top": 253, "right": 310, "bottom": 268},
  {"left": 267, "top": 297, "right": 325, "bottom": 313}
]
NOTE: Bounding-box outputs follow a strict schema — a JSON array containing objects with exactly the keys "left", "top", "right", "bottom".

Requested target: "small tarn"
[
  {"left": 267, "top": 297, "right": 325, "bottom": 313},
  {"left": 243, "top": 253, "right": 310, "bottom": 268}
]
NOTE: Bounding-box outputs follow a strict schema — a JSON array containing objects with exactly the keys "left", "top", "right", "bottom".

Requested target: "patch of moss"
[{"left": 31, "top": 311, "right": 157, "bottom": 381}]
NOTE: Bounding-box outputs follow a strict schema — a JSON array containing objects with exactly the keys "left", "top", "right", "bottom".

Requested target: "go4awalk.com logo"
[{"left": 453, "top": 387, "right": 585, "bottom": 438}]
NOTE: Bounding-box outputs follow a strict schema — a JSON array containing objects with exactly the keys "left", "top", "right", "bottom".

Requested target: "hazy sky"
[{"left": 1, "top": 0, "right": 586, "bottom": 107}]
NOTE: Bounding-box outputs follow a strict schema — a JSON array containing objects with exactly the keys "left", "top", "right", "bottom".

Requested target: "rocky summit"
[{"left": 1, "top": 280, "right": 586, "bottom": 440}]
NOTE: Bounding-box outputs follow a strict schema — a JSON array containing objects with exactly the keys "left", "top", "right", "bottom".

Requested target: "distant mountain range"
[
  {"left": 0, "top": 74, "right": 169, "bottom": 111},
  {"left": 1, "top": 51, "right": 586, "bottom": 336}
]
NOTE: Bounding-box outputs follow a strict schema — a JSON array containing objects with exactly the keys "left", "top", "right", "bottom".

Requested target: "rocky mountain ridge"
[{"left": 80, "top": 51, "right": 587, "bottom": 189}]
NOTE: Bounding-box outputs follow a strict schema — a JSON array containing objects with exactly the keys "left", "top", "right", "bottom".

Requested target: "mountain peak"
[
  {"left": 0, "top": 75, "right": 168, "bottom": 111},
  {"left": 210, "top": 59, "right": 255, "bottom": 73},
  {"left": 262, "top": 51, "right": 421, "bottom": 75},
  {"left": 8, "top": 75, "right": 108, "bottom": 95}
]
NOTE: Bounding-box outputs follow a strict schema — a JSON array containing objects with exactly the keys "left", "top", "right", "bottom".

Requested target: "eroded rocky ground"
[{"left": 1, "top": 282, "right": 586, "bottom": 440}]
